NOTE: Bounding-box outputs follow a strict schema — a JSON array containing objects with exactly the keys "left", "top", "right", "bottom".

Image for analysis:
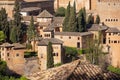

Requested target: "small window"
[
  {"left": 106, "top": 19, "right": 107, "bottom": 21},
  {"left": 7, "top": 53, "right": 9, "bottom": 57},
  {"left": 53, "top": 53, "right": 55, "bottom": 56},
  {"left": 40, "top": 27, "right": 43, "bottom": 29},
  {"left": 109, "top": 40, "right": 110, "bottom": 44},
  {"left": 109, "top": 33, "right": 111, "bottom": 35},
  {"left": 116, "top": 19, "right": 118, "bottom": 21},
  {"left": 78, "top": 37, "right": 80, "bottom": 40},
  {"left": 56, "top": 53, "right": 58, "bottom": 56},
  {"left": 41, "top": 54, "right": 43, "bottom": 58},
  {"left": 108, "top": 19, "right": 110, "bottom": 21},
  {"left": 114, "top": 41, "right": 117, "bottom": 43},
  {"left": 69, "top": 36, "right": 71, "bottom": 39},
  {"left": 16, "top": 53, "right": 19, "bottom": 57}
]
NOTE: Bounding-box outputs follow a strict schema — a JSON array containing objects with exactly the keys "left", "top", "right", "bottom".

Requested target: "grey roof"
[
  {"left": 88, "top": 24, "right": 108, "bottom": 31},
  {"left": 106, "top": 28, "right": 120, "bottom": 33},
  {"left": 12, "top": 43, "right": 26, "bottom": 49},
  {"left": 54, "top": 32, "right": 93, "bottom": 36},
  {"left": 38, "top": 38, "right": 63, "bottom": 46},
  {"left": 43, "top": 27, "right": 54, "bottom": 32},
  {"left": 0, "top": 43, "right": 13, "bottom": 47},
  {"left": 21, "top": 7, "right": 41, "bottom": 12},
  {"left": 37, "top": 10, "right": 53, "bottom": 18}
]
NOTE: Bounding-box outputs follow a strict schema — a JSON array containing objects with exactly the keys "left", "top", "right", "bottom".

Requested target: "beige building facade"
[
  {"left": 0, "top": 43, "right": 26, "bottom": 74},
  {"left": 105, "top": 28, "right": 120, "bottom": 68},
  {"left": 54, "top": 32, "right": 93, "bottom": 49},
  {"left": 37, "top": 38, "right": 63, "bottom": 70}
]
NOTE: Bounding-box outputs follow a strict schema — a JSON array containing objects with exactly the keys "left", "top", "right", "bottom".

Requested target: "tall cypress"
[
  {"left": 47, "top": 42, "right": 54, "bottom": 68},
  {"left": 95, "top": 15, "right": 100, "bottom": 24},
  {"left": 10, "top": 26, "right": 17, "bottom": 43},
  {"left": 0, "top": 8, "right": 9, "bottom": 41},
  {"left": 87, "top": 14, "right": 94, "bottom": 25},
  {"left": 63, "top": 1, "right": 70, "bottom": 31},
  {"left": 68, "top": 1, "right": 77, "bottom": 32},
  {"left": 13, "top": 0, "right": 22, "bottom": 42},
  {"left": 77, "top": 8, "right": 86, "bottom": 32}
]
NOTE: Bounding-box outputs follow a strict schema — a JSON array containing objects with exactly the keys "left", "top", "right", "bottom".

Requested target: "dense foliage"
[
  {"left": 47, "top": 42, "right": 54, "bottom": 68},
  {"left": 64, "top": 46, "right": 78, "bottom": 61},
  {"left": 0, "top": 31, "right": 5, "bottom": 43},
  {"left": 24, "top": 51, "right": 37, "bottom": 58},
  {"left": 107, "top": 66, "right": 120, "bottom": 75},
  {"left": 55, "top": 7, "right": 65, "bottom": 17}
]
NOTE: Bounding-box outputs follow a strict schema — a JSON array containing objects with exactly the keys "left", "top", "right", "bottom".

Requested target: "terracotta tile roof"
[
  {"left": 49, "top": 17, "right": 64, "bottom": 28},
  {"left": 0, "top": 43, "right": 13, "bottom": 47},
  {"left": 37, "top": 10, "right": 53, "bottom": 18},
  {"left": 43, "top": 27, "right": 54, "bottom": 32},
  {"left": 26, "top": 60, "right": 120, "bottom": 80},
  {"left": 88, "top": 24, "right": 108, "bottom": 31},
  {"left": 68, "top": 62, "right": 120, "bottom": 80},
  {"left": 21, "top": 7, "right": 41, "bottom": 12},
  {"left": 54, "top": 32, "right": 93, "bottom": 36},
  {"left": 12, "top": 43, "right": 26, "bottom": 49},
  {"left": 106, "top": 28, "right": 120, "bottom": 33},
  {"left": 22, "top": 16, "right": 37, "bottom": 22},
  {"left": 38, "top": 38, "right": 63, "bottom": 46}
]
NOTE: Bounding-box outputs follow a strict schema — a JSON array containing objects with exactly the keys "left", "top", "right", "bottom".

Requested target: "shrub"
[
  {"left": 24, "top": 51, "right": 37, "bottom": 58},
  {"left": 64, "top": 47, "right": 78, "bottom": 61},
  {"left": 107, "top": 65, "right": 120, "bottom": 75},
  {"left": 54, "top": 63, "right": 62, "bottom": 67},
  {"left": 55, "top": 7, "right": 65, "bottom": 17}
]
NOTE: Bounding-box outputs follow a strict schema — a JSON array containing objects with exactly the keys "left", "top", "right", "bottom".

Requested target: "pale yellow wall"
[
  {"left": 106, "top": 32, "right": 120, "bottom": 68},
  {"left": 38, "top": 44, "right": 62, "bottom": 70},
  {"left": 97, "top": 2, "right": 120, "bottom": 29},
  {"left": 54, "top": 35, "right": 93, "bottom": 49}
]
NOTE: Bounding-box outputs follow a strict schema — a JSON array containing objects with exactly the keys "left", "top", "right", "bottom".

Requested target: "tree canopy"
[{"left": 55, "top": 7, "right": 65, "bottom": 17}]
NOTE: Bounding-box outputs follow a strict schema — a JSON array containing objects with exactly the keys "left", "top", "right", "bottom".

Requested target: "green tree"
[
  {"left": 27, "top": 16, "right": 36, "bottom": 51},
  {"left": 0, "top": 61, "right": 7, "bottom": 75},
  {"left": 55, "top": 7, "right": 65, "bottom": 17},
  {"left": 0, "top": 8, "right": 9, "bottom": 41},
  {"left": 77, "top": 8, "right": 86, "bottom": 32},
  {"left": 68, "top": 1, "right": 77, "bottom": 32},
  {"left": 13, "top": 0, "right": 22, "bottom": 42},
  {"left": 63, "top": 1, "right": 71, "bottom": 31},
  {"left": 10, "top": 27, "right": 17, "bottom": 43},
  {"left": 95, "top": 15, "right": 100, "bottom": 24},
  {"left": 47, "top": 42, "right": 54, "bottom": 68},
  {"left": 0, "top": 31, "right": 5, "bottom": 43},
  {"left": 86, "top": 31, "right": 103, "bottom": 65},
  {"left": 87, "top": 14, "right": 94, "bottom": 24}
]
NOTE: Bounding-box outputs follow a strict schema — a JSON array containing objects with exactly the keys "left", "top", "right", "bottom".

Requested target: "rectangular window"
[
  {"left": 16, "top": 53, "right": 19, "bottom": 57},
  {"left": 114, "top": 41, "right": 117, "bottom": 43},
  {"left": 77, "top": 42, "right": 80, "bottom": 48},
  {"left": 7, "top": 53, "right": 9, "bottom": 57}
]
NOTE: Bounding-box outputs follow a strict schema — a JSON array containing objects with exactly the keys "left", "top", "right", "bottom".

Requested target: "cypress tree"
[
  {"left": 95, "top": 15, "right": 100, "bottom": 24},
  {"left": 47, "top": 42, "right": 54, "bottom": 68},
  {"left": 87, "top": 14, "right": 94, "bottom": 25},
  {"left": 77, "top": 9, "right": 84, "bottom": 32},
  {"left": 10, "top": 26, "right": 17, "bottom": 43},
  {"left": 27, "top": 16, "right": 35, "bottom": 42},
  {"left": 13, "top": 0, "right": 22, "bottom": 42},
  {"left": 0, "top": 8, "right": 9, "bottom": 42},
  {"left": 27, "top": 16, "right": 36, "bottom": 51},
  {"left": 68, "top": 1, "right": 77, "bottom": 32},
  {"left": 63, "top": 1, "right": 70, "bottom": 31},
  {"left": 77, "top": 8, "right": 86, "bottom": 32}
]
